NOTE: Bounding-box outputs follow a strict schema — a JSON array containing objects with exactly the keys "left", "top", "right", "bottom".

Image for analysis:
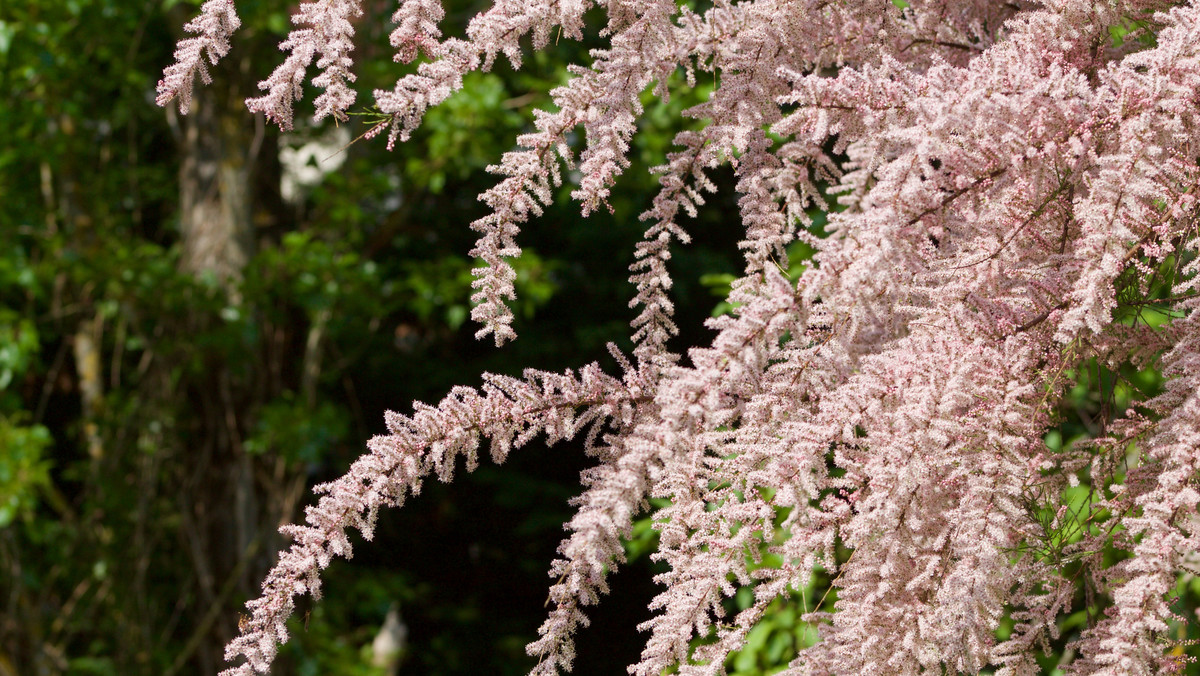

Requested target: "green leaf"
[{"left": 0, "top": 415, "right": 52, "bottom": 527}]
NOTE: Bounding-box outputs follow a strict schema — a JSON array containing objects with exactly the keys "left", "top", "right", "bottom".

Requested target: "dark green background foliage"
[{"left": 2, "top": 1, "right": 1197, "bottom": 675}]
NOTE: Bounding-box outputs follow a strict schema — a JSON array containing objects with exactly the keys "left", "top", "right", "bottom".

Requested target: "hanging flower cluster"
[{"left": 160, "top": 1, "right": 1200, "bottom": 674}]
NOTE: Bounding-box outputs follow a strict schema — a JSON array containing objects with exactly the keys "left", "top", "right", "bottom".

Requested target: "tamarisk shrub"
[{"left": 159, "top": 0, "right": 1200, "bottom": 673}]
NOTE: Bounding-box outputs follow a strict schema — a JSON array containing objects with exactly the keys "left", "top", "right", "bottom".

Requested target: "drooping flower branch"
[
  {"left": 156, "top": 0, "right": 241, "bottom": 114},
  {"left": 246, "top": 0, "right": 364, "bottom": 128},
  {"left": 220, "top": 361, "right": 651, "bottom": 675},
  {"left": 159, "top": 0, "right": 1200, "bottom": 674}
]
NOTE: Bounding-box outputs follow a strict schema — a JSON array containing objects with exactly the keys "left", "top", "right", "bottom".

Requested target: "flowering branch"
[
  {"left": 161, "top": 0, "right": 1200, "bottom": 673},
  {"left": 156, "top": 0, "right": 241, "bottom": 114}
]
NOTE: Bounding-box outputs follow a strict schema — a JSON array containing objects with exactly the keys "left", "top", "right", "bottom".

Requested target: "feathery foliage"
[{"left": 160, "top": 1, "right": 1200, "bottom": 673}]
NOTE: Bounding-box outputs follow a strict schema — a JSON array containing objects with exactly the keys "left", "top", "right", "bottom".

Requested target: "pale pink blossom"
[
  {"left": 246, "top": 0, "right": 364, "bottom": 129},
  {"left": 163, "top": 1, "right": 1200, "bottom": 674},
  {"left": 156, "top": 0, "right": 241, "bottom": 113}
]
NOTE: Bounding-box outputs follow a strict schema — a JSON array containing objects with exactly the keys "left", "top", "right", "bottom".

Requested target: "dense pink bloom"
[
  {"left": 160, "top": 1, "right": 1200, "bottom": 673},
  {"left": 156, "top": 0, "right": 241, "bottom": 114},
  {"left": 246, "top": 0, "right": 364, "bottom": 128}
]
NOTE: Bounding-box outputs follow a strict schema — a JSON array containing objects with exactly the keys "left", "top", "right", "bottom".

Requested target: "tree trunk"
[
  {"left": 172, "top": 69, "right": 268, "bottom": 673},
  {"left": 177, "top": 83, "right": 256, "bottom": 283}
]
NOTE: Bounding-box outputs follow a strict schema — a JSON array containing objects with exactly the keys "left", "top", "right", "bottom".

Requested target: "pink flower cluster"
[
  {"left": 156, "top": 0, "right": 240, "bottom": 114},
  {"left": 160, "top": 0, "right": 1200, "bottom": 674}
]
